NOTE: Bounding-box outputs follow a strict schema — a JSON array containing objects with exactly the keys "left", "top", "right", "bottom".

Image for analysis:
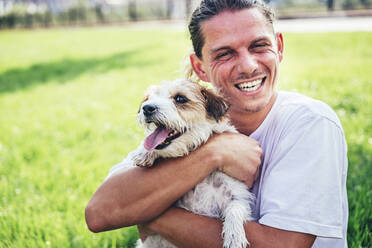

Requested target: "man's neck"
[{"left": 229, "top": 92, "right": 278, "bottom": 136}]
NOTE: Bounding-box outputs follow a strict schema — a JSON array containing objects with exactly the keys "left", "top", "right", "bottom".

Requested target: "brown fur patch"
[
  {"left": 170, "top": 82, "right": 206, "bottom": 123},
  {"left": 201, "top": 88, "right": 229, "bottom": 122},
  {"left": 137, "top": 95, "right": 149, "bottom": 113}
]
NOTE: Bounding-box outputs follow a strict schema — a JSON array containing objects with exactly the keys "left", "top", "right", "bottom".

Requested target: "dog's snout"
[{"left": 143, "top": 104, "right": 157, "bottom": 116}]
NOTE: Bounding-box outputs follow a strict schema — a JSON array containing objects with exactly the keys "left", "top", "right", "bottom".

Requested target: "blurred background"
[
  {"left": 0, "top": 0, "right": 371, "bottom": 248},
  {"left": 0, "top": 0, "right": 372, "bottom": 28}
]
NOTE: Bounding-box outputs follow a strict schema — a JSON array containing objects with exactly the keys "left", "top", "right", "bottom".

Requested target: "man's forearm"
[
  {"left": 148, "top": 207, "right": 224, "bottom": 248},
  {"left": 85, "top": 133, "right": 263, "bottom": 233},
  {"left": 85, "top": 146, "right": 219, "bottom": 232},
  {"left": 148, "top": 207, "right": 316, "bottom": 248}
]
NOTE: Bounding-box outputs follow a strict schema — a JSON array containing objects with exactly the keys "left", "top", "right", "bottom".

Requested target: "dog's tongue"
[{"left": 144, "top": 126, "right": 169, "bottom": 151}]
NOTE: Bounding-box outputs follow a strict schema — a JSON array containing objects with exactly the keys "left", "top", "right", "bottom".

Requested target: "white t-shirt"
[
  {"left": 250, "top": 91, "right": 348, "bottom": 247},
  {"left": 107, "top": 91, "right": 348, "bottom": 247}
]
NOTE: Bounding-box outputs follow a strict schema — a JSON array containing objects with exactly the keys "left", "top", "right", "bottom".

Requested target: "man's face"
[{"left": 191, "top": 8, "right": 283, "bottom": 114}]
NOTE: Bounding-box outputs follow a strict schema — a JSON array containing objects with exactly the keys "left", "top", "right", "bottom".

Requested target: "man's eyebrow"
[{"left": 251, "top": 37, "right": 271, "bottom": 44}]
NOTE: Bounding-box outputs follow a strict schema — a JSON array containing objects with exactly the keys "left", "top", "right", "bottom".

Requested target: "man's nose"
[
  {"left": 237, "top": 51, "right": 257, "bottom": 75},
  {"left": 142, "top": 104, "right": 158, "bottom": 117}
]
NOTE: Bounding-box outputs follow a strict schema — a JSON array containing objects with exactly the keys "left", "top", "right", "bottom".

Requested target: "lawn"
[{"left": 0, "top": 27, "right": 371, "bottom": 248}]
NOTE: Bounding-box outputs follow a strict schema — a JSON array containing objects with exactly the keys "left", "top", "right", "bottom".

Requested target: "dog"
[{"left": 132, "top": 79, "right": 255, "bottom": 248}]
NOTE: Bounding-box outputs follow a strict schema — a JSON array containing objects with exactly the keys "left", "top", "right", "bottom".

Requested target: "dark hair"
[{"left": 188, "top": 0, "right": 275, "bottom": 59}]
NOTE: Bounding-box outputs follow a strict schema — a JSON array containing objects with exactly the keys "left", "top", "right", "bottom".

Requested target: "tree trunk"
[
  {"left": 166, "top": 0, "right": 174, "bottom": 19},
  {"left": 185, "top": 0, "right": 192, "bottom": 19},
  {"left": 128, "top": 0, "right": 137, "bottom": 21},
  {"left": 327, "top": 0, "right": 335, "bottom": 11}
]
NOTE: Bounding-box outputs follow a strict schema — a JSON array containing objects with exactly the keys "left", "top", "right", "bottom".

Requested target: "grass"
[{"left": 0, "top": 27, "right": 371, "bottom": 247}]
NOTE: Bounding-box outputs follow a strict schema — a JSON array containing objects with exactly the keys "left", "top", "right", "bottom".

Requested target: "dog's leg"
[
  {"left": 135, "top": 239, "right": 143, "bottom": 248},
  {"left": 138, "top": 235, "right": 178, "bottom": 248},
  {"left": 132, "top": 144, "right": 157, "bottom": 167},
  {"left": 222, "top": 192, "right": 255, "bottom": 248}
]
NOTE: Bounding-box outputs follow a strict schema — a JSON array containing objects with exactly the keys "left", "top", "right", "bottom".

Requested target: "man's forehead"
[
  {"left": 200, "top": 8, "right": 274, "bottom": 52},
  {"left": 202, "top": 8, "right": 272, "bottom": 32}
]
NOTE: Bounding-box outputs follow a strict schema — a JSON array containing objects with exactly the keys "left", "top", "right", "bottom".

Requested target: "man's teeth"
[{"left": 237, "top": 79, "right": 263, "bottom": 92}]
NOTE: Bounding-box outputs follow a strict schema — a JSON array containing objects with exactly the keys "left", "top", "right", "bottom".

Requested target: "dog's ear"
[{"left": 201, "top": 88, "right": 229, "bottom": 122}]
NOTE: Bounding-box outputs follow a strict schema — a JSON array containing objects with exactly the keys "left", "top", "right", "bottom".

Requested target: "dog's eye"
[{"left": 174, "top": 94, "right": 188, "bottom": 104}]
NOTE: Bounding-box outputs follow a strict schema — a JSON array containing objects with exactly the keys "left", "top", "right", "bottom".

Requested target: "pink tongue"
[{"left": 144, "top": 126, "right": 170, "bottom": 151}]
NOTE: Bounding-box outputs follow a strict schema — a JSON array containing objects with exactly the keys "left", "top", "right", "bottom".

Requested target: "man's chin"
[
  {"left": 239, "top": 98, "right": 271, "bottom": 113},
  {"left": 248, "top": 94, "right": 278, "bottom": 114},
  {"left": 245, "top": 98, "right": 269, "bottom": 112},
  {"left": 244, "top": 106, "right": 265, "bottom": 113}
]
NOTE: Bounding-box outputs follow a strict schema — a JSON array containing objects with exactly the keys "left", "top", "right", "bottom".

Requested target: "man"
[{"left": 85, "top": 0, "right": 348, "bottom": 247}]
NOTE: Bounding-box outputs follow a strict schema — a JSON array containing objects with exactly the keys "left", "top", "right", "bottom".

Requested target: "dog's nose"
[{"left": 142, "top": 104, "right": 157, "bottom": 116}]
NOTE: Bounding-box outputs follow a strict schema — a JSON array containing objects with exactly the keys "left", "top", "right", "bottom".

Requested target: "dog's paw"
[
  {"left": 222, "top": 224, "right": 249, "bottom": 248},
  {"left": 132, "top": 149, "right": 156, "bottom": 167},
  {"left": 222, "top": 201, "right": 251, "bottom": 248}
]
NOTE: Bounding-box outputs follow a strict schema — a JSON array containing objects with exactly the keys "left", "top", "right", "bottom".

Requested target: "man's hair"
[{"left": 188, "top": 0, "right": 275, "bottom": 59}]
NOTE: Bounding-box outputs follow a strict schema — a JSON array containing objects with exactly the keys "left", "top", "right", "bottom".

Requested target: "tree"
[
  {"left": 327, "top": 0, "right": 335, "bottom": 11},
  {"left": 128, "top": 0, "right": 137, "bottom": 21},
  {"left": 185, "top": 0, "right": 192, "bottom": 19},
  {"left": 166, "top": 0, "right": 174, "bottom": 19}
]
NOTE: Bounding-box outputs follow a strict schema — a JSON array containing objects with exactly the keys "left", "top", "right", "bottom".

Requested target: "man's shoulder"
[
  {"left": 252, "top": 91, "right": 342, "bottom": 140},
  {"left": 275, "top": 91, "right": 342, "bottom": 128}
]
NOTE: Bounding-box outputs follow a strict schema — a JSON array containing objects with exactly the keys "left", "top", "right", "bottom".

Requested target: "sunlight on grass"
[{"left": 0, "top": 28, "right": 371, "bottom": 247}]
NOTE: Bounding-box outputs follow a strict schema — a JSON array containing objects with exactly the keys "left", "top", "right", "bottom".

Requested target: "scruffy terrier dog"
[{"left": 133, "top": 79, "right": 255, "bottom": 248}]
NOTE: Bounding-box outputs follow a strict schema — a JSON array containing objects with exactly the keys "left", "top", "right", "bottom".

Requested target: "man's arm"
[
  {"left": 145, "top": 207, "right": 316, "bottom": 248},
  {"left": 85, "top": 133, "right": 262, "bottom": 232}
]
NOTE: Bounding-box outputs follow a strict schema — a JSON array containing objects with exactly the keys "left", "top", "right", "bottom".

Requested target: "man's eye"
[
  {"left": 256, "top": 43, "right": 267, "bottom": 47},
  {"left": 174, "top": 94, "right": 188, "bottom": 104},
  {"left": 215, "top": 51, "right": 232, "bottom": 60},
  {"left": 252, "top": 43, "right": 269, "bottom": 51}
]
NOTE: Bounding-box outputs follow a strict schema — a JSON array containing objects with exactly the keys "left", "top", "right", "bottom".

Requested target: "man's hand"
[
  {"left": 85, "top": 138, "right": 222, "bottom": 232},
  {"left": 206, "top": 132, "right": 262, "bottom": 187},
  {"left": 85, "top": 131, "right": 261, "bottom": 233}
]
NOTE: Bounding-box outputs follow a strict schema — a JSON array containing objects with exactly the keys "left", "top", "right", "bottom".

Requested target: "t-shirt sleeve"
[
  {"left": 105, "top": 150, "right": 136, "bottom": 179},
  {"left": 258, "top": 113, "right": 347, "bottom": 238}
]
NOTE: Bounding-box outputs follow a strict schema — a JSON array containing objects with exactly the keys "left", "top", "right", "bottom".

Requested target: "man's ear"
[
  {"left": 276, "top": 32, "right": 284, "bottom": 62},
  {"left": 190, "top": 54, "right": 210, "bottom": 82},
  {"left": 201, "top": 88, "right": 229, "bottom": 122}
]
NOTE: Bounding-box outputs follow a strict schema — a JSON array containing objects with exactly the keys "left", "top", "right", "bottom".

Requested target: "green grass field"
[{"left": 0, "top": 27, "right": 371, "bottom": 248}]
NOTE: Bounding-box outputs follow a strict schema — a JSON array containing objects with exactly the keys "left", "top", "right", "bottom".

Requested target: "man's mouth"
[
  {"left": 144, "top": 125, "right": 183, "bottom": 151},
  {"left": 235, "top": 77, "right": 266, "bottom": 92}
]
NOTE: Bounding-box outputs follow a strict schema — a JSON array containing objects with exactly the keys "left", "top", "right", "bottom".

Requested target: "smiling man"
[
  {"left": 85, "top": 0, "right": 348, "bottom": 247},
  {"left": 189, "top": 4, "right": 282, "bottom": 136}
]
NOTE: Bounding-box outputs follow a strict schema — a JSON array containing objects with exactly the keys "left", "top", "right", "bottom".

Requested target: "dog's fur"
[{"left": 132, "top": 79, "right": 255, "bottom": 248}]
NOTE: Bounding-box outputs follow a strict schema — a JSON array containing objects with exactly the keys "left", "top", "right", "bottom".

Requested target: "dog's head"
[{"left": 138, "top": 79, "right": 229, "bottom": 152}]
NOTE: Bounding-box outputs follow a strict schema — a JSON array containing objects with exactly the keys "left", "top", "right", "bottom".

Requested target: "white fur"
[{"left": 133, "top": 79, "right": 255, "bottom": 248}]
